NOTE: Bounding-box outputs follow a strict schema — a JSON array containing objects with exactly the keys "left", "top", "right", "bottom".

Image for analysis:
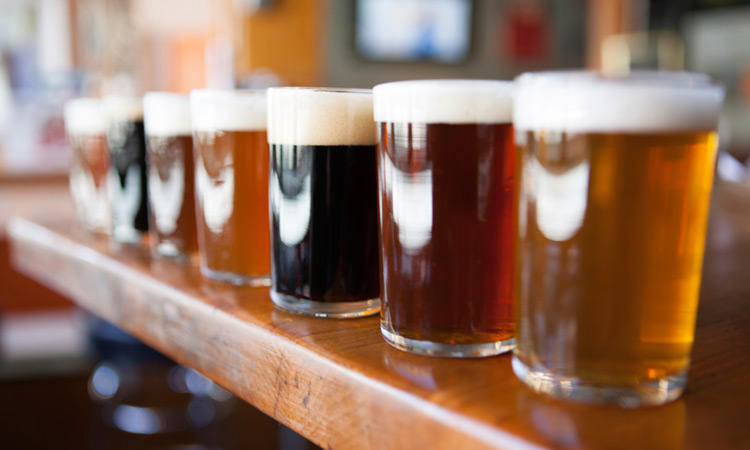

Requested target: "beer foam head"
[
  {"left": 64, "top": 98, "right": 105, "bottom": 136},
  {"left": 514, "top": 71, "right": 725, "bottom": 133},
  {"left": 267, "top": 88, "right": 376, "bottom": 146},
  {"left": 190, "top": 89, "right": 267, "bottom": 132},
  {"left": 143, "top": 92, "right": 191, "bottom": 136},
  {"left": 103, "top": 96, "right": 144, "bottom": 122},
  {"left": 373, "top": 80, "right": 514, "bottom": 124}
]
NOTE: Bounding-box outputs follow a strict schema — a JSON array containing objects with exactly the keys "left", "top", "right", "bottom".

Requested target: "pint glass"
[
  {"left": 373, "top": 80, "right": 516, "bottom": 357},
  {"left": 190, "top": 90, "right": 270, "bottom": 285},
  {"left": 512, "top": 71, "right": 724, "bottom": 406},
  {"left": 143, "top": 92, "right": 199, "bottom": 263},
  {"left": 105, "top": 96, "right": 149, "bottom": 245},
  {"left": 268, "top": 88, "right": 380, "bottom": 318},
  {"left": 64, "top": 98, "right": 111, "bottom": 234}
]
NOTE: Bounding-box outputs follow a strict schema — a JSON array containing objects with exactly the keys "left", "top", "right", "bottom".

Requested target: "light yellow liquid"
[{"left": 515, "top": 131, "right": 717, "bottom": 384}]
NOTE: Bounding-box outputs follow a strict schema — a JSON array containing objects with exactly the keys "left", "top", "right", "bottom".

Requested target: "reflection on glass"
[
  {"left": 382, "top": 156, "right": 433, "bottom": 253},
  {"left": 271, "top": 146, "right": 312, "bottom": 247},
  {"left": 195, "top": 134, "right": 234, "bottom": 234}
]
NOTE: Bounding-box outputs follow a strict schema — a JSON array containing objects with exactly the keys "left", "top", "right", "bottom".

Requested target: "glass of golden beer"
[
  {"left": 512, "top": 71, "right": 724, "bottom": 406},
  {"left": 64, "top": 98, "right": 111, "bottom": 235},
  {"left": 143, "top": 92, "right": 199, "bottom": 263},
  {"left": 190, "top": 90, "right": 270, "bottom": 285},
  {"left": 373, "top": 80, "right": 516, "bottom": 357}
]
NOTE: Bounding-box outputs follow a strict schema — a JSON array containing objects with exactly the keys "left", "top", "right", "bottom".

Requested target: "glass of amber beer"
[
  {"left": 267, "top": 88, "right": 380, "bottom": 318},
  {"left": 143, "top": 92, "right": 199, "bottom": 263},
  {"left": 64, "top": 98, "right": 111, "bottom": 235},
  {"left": 373, "top": 80, "right": 516, "bottom": 357},
  {"left": 190, "top": 90, "right": 270, "bottom": 285},
  {"left": 512, "top": 71, "right": 724, "bottom": 406}
]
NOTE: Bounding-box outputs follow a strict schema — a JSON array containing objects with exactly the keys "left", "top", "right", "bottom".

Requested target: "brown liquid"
[
  {"left": 194, "top": 129, "right": 270, "bottom": 280},
  {"left": 69, "top": 134, "right": 110, "bottom": 233},
  {"left": 146, "top": 134, "right": 198, "bottom": 261},
  {"left": 379, "top": 122, "right": 516, "bottom": 345},
  {"left": 514, "top": 131, "right": 717, "bottom": 383}
]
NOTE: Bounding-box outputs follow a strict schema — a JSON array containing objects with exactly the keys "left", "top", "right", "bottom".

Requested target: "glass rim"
[
  {"left": 268, "top": 86, "right": 372, "bottom": 96},
  {"left": 374, "top": 78, "right": 514, "bottom": 90},
  {"left": 190, "top": 88, "right": 267, "bottom": 100},
  {"left": 515, "top": 70, "right": 724, "bottom": 92},
  {"left": 373, "top": 79, "right": 513, "bottom": 125},
  {"left": 144, "top": 91, "right": 190, "bottom": 100}
]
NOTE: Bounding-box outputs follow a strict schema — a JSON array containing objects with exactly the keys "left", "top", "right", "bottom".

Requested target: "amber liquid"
[
  {"left": 69, "top": 134, "right": 110, "bottom": 233},
  {"left": 379, "top": 122, "right": 516, "bottom": 345},
  {"left": 514, "top": 131, "right": 717, "bottom": 384},
  {"left": 146, "top": 135, "right": 199, "bottom": 261},
  {"left": 194, "top": 130, "right": 270, "bottom": 280}
]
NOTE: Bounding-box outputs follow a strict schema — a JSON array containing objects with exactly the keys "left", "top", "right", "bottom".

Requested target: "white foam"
[
  {"left": 64, "top": 98, "right": 106, "bottom": 136},
  {"left": 267, "top": 88, "right": 376, "bottom": 146},
  {"left": 190, "top": 89, "right": 266, "bottom": 132},
  {"left": 373, "top": 80, "right": 514, "bottom": 124},
  {"left": 103, "top": 96, "right": 144, "bottom": 122},
  {"left": 143, "top": 92, "right": 192, "bottom": 136},
  {"left": 514, "top": 71, "right": 725, "bottom": 133}
]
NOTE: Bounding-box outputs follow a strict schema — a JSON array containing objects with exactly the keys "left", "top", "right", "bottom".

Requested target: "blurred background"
[{"left": 0, "top": 0, "right": 748, "bottom": 449}]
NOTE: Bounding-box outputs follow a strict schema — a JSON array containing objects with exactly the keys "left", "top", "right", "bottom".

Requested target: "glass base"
[
  {"left": 381, "top": 325, "right": 514, "bottom": 358},
  {"left": 201, "top": 267, "right": 271, "bottom": 287},
  {"left": 270, "top": 291, "right": 380, "bottom": 318},
  {"left": 112, "top": 226, "right": 147, "bottom": 246},
  {"left": 152, "top": 242, "right": 197, "bottom": 265},
  {"left": 511, "top": 355, "right": 687, "bottom": 408}
]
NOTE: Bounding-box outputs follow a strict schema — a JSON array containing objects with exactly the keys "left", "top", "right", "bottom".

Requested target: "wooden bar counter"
[{"left": 7, "top": 183, "right": 750, "bottom": 450}]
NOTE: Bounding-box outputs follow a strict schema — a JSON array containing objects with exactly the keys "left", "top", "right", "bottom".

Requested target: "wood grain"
[{"left": 7, "top": 183, "right": 750, "bottom": 450}]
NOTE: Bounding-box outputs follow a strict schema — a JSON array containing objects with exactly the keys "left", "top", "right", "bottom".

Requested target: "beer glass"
[
  {"left": 512, "top": 71, "right": 724, "bottom": 406},
  {"left": 190, "top": 90, "right": 270, "bottom": 285},
  {"left": 64, "top": 98, "right": 111, "bottom": 234},
  {"left": 373, "top": 80, "right": 516, "bottom": 357},
  {"left": 143, "top": 92, "right": 199, "bottom": 263},
  {"left": 267, "top": 88, "right": 380, "bottom": 318},
  {"left": 104, "top": 96, "right": 149, "bottom": 245}
]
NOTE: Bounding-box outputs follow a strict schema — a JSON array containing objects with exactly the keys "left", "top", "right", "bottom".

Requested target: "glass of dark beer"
[
  {"left": 143, "top": 92, "right": 199, "bottom": 263},
  {"left": 104, "top": 96, "right": 149, "bottom": 245},
  {"left": 373, "top": 80, "right": 516, "bottom": 357},
  {"left": 64, "top": 98, "right": 111, "bottom": 235},
  {"left": 190, "top": 89, "right": 270, "bottom": 285},
  {"left": 512, "top": 71, "right": 724, "bottom": 406},
  {"left": 267, "top": 87, "right": 380, "bottom": 318}
]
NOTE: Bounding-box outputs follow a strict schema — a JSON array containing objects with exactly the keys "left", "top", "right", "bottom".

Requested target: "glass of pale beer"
[
  {"left": 512, "top": 71, "right": 724, "bottom": 407},
  {"left": 64, "top": 98, "right": 111, "bottom": 235},
  {"left": 373, "top": 80, "right": 516, "bottom": 357},
  {"left": 190, "top": 90, "right": 270, "bottom": 285}
]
